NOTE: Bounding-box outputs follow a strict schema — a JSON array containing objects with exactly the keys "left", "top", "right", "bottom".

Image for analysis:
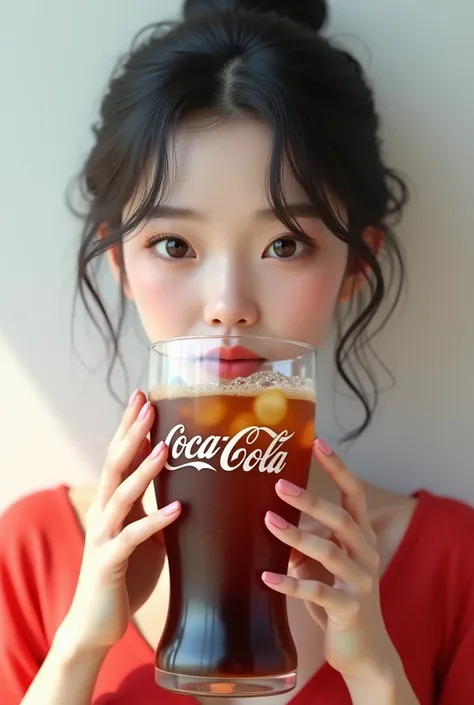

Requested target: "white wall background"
[{"left": 1, "top": 0, "right": 473, "bottom": 513}]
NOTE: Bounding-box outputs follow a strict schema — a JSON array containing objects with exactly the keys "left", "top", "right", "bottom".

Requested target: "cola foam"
[{"left": 150, "top": 370, "right": 316, "bottom": 402}]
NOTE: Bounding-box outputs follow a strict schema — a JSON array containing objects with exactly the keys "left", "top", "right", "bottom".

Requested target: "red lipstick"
[{"left": 201, "top": 346, "right": 266, "bottom": 379}]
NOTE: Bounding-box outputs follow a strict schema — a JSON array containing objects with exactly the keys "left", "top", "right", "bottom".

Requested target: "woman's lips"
[
  {"left": 200, "top": 346, "right": 266, "bottom": 379},
  {"left": 202, "top": 359, "right": 265, "bottom": 379}
]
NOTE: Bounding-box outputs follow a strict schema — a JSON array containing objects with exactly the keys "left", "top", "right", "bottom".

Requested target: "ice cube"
[
  {"left": 197, "top": 396, "right": 227, "bottom": 427},
  {"left": 300, "top": 419, "right": 315, "bottom": 447},
  {"left": 253, "top": 388, "right": 288, "bottom": 426}
]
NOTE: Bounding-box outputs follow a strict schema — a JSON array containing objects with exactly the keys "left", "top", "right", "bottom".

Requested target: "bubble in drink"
[{"left": 150, "top": 373, "right": 316, "bottom": 686}]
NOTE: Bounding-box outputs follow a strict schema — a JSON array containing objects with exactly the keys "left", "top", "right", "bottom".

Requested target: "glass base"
[{"left": 155, "top": 668, "right": 297, "bottom": 697}]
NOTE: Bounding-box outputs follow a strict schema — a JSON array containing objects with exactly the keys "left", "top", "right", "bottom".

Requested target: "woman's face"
[{"left": 121, "top": 116, "right": 349, "bottom": 348}]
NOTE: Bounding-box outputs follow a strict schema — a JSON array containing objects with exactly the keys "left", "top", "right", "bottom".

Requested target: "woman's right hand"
[{"left": 59, "top": 390, "right": 181, "bottom": 653}]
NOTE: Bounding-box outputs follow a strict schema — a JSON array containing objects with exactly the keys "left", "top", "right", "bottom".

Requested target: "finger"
[
  {"left": 306, "top": 600, "right": 328, "bottom": 632},
  {"left": 96, "top": 391, "right": 147, "bottom": 509},
  {"left": 111, "top": 500, "right": 181, "bottom": 563},
  {"left": 97, "top": 400, "right": 155, "bottom": 510},
  {"left": 289, "top": 548, "right": 331, "bottom": 584},
  {"left": 110, "top": 389, "right": 146, "bottom": 448},
  {"left": 313, "top": 439, "right": 375, "bottom": 543},
  {"left": 275, "top": 479, "right": 369, "bottom": 560},
  {"left": 120, "top": 438, "right": 153, "bottom": 525},
  {"left": 265, "top": 513, "right": 371, "bottom": 593},
  {"left": 262, "top": 573, "right": 358, "bottom": 618},
  {"left": 133, "top": 438, "right": 151, "bottom": 476},
  {"left": 100, "top": 441, "right": 167, "bottom": 537},
  {"left": 133, "top": 436, "right": 151, "bottom": 484},
  {"left": 288, "top": 547, "right": 307, "bottom": 572}
]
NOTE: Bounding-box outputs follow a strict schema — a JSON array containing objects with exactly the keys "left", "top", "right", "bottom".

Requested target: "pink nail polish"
[
  {"left": 151, "top": 441, "right": 165, "bottom": 459},
  {"left": 137, "top": 402, "right": 150, "bottom": 421},
  {"left": 266, "top": 511, "right": 289, "bottom": 530},
  {"left": 128, "top": 389, "right": 139, "bottom": 407},
  {"left": 315, "top": 438, "right": 333, "bottom": 456},
  {"left": 262, "top": 571, "right": 284, "bottom": 585},
  {"left": 277, "top": 479, "right": 302, "bottom": 497},
  {"left": 163, "top": 501, "right": 181, "bottom": 517}
]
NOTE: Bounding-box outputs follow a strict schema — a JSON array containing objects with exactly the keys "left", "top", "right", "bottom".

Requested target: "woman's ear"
[
  {"left": 339, "top": 226, "right": 383, "bottom": 302},
  {"left": 98, "top": 223, "right": 133, "bottom": 300}
]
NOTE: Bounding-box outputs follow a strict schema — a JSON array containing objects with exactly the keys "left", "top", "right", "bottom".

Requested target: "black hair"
[{"left": 71, "top": 0, "right": 408, "bottom": 440}]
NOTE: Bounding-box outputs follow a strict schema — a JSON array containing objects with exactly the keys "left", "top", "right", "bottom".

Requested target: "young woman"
[{"left": 1, "top": 1, "right": 472, "bottom": 704}]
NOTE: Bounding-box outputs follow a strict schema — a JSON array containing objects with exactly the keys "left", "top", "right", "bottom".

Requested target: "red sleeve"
[
  {"left": 0, "top": 494, "right": 49, "bottom": 704},
  {"left": 435, "top": 498, "right": 474, "bottom": 704},
  {"left": 437, "top": 627, "right": 474, "bottom": 704}
]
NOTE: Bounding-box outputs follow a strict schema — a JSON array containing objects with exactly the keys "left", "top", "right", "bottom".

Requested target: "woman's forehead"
[
  {"left": 123, "top": 115, "right": 311, "bottom": 224},
  {"left": 164, "top": 115, "right": 308, "bottom": 207}
]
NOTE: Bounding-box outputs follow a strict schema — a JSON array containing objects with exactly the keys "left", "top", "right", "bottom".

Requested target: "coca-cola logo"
[{"left": 164, "top": 424, "right": 295, "bottom": 474}]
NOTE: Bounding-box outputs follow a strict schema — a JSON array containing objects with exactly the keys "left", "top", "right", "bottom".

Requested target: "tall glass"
[{"left": 149, "top": 336, "right": 316, "bottom": 697}]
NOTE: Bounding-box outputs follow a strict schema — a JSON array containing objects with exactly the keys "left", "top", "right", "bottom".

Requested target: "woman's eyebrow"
[
  {"left": 147, "top": 205, "right": 203, "bottom": 220},
  {"left": 256, "top": 203, "right": 318, "bottom": 218},
  {"left": 146, "top": 202, "right": 317, "bottom": 220}
]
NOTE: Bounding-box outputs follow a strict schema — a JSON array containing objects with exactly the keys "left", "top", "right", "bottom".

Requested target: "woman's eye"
[
  {"left": 152, "top": 237, "right": 195, "bottom": 260},
  {"left": 264, "top": 237, "right": 304, "bottom": 259}
]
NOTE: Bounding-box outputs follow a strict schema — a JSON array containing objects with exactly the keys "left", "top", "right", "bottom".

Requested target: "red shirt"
[{"left": 0, "top": 485, "right": 473, "bottom": 704}]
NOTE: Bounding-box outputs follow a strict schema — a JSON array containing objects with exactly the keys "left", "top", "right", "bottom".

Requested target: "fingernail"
[
  {"left": 137, "top": 401, "right": 150, "bottom": 421},
  {"left": 277, "top": 479, "right": 302, "bottom": 497},
  {"left": 266, "top": 511, "right": 288, "bottom": 530},
  {"left": 128, "top": 389, "right": 139, "bottom": 407},
  {"left": 315, "top": 438, "right": 333, "bottom": 456},
  {"left": 162, "top": 501, "right": 181, "bottom": 517},
  {"left": 262, "top": 571, "right": 284, "bottom": 585},
  {"left": 151, "top": 441, "right": 165, "bottom": 459}
]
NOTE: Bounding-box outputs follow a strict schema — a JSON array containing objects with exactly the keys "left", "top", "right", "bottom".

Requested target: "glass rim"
[{"left": 149, "top": 334, "right": 316, "bottom": 356}]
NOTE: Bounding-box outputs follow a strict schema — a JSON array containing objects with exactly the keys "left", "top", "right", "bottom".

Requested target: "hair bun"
[{"left": 183, "top": 0, "right": 328, "bottom": 33}]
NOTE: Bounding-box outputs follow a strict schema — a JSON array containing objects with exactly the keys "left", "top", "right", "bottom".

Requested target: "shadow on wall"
[{"left": 0, "top": 331, "right": 97, "bottom": 512}]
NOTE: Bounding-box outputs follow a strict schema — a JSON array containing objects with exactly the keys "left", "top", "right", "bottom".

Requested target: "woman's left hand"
[{"left": 262, "top": 438, "right": 401, "bottom": 687}]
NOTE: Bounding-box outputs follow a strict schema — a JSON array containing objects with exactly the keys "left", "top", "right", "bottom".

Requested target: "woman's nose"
[
  {"left": 204, "top": 300, "right": 259, "bottom": 328},
  {"left": 203, "top": 274, "right": 259, "bottom": 329}
]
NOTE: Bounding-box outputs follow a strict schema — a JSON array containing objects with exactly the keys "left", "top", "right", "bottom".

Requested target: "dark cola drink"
[{"left": 150, "top": 374, "right": 316, "bottom": 696}]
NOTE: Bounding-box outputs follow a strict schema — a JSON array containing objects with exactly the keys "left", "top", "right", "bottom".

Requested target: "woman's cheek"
[
  {"left": 267, "top": 269, "right": 342, "bottom": 347},
  {"left": 126, "top": 264, "right": 198, "bottom": 341}
]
